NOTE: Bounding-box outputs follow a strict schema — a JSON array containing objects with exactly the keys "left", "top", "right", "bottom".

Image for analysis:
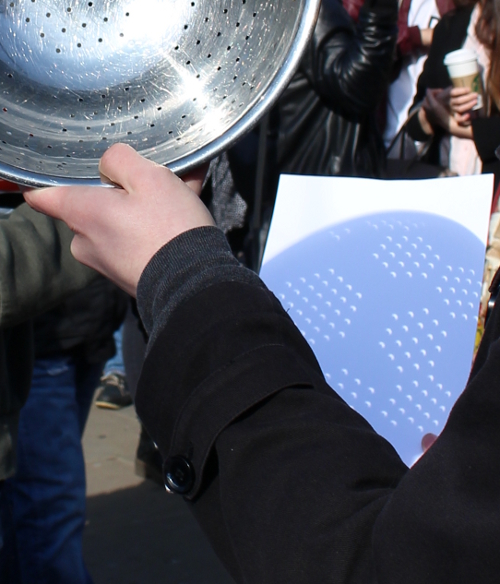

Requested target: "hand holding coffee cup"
[
  {"left": 444, "top": 49, "right": 485, "bottom": 113},
  {"left": 448, "top": 87, "right": 480, "bottom": 125}
]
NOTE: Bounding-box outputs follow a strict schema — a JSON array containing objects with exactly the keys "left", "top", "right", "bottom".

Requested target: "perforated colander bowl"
[{"left": 0, "top": 0, "right": 319, "bottom": 186}]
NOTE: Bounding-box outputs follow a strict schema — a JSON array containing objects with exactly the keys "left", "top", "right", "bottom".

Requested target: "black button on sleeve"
[{"left": 163, "top": 456, "right": 195, "bottom": 495}]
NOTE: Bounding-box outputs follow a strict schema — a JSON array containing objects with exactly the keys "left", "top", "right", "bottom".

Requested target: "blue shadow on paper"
[{"left": 260, "top": 211, "right": 484, "bottom": 466}]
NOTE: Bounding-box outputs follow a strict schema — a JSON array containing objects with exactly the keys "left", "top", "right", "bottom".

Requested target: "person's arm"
[
  {"left": 303, "top": 0, "right": 398, "bottom": 119},
  {"left": 406, "top": 7, "right": 473, "bottom": 140},
  {"left": 396, "top": 0, "right": 429, "bottom": 57},
  {"left": 24, "top": 144, "right": 500, "bottom": 582},
  {"left": 0, "top": 203, "right": 97, "bottom": 328}
]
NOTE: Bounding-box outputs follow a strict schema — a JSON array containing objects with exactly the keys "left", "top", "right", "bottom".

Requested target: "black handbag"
[{"left": 384, "top": 119, "right": 457, "bottom": 179}]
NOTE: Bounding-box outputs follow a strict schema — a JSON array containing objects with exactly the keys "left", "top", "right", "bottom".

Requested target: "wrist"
[{"left": 418, "top": 107, "right": 434, "bottom": 136}]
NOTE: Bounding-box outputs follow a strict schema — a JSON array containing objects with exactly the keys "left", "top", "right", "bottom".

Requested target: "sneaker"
[{"left": 95, "top": 372, "right": 133, "bottom": 410}]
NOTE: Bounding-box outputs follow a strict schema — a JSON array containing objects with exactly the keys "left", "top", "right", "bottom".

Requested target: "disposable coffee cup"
[{"left": 444, "top": 49, "right": 484, "bottom": 110}]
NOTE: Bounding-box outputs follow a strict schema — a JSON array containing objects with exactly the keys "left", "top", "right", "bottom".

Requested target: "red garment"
[
  {"left": 342, "top": 0, "right": 364, "bottom": 21},
  {"left": 397, "top": 0, "right": 455, "bottom": 56},
  {"left": 0, "top": 179, "right": 20, "bottom": 192}
]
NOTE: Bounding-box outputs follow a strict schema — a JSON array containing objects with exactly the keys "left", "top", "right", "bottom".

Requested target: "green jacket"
[{"left": 0, "top": 203, "right": 97, "bottom": 480}]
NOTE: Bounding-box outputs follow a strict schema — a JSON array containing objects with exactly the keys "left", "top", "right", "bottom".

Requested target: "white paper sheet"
[{"left": 260, "top": 174, "right": 493, "bottom": 466}]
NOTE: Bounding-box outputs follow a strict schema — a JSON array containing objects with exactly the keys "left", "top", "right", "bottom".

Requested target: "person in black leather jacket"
[
  {"left": 222, "top": 0, "right": 398, "bottom": 267},
  {"left": 269, "top": 0, "right": 398, "bottom": 178}
]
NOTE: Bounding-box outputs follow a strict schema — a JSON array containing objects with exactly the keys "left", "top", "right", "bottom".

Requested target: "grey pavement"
[{"left": 82, "top": 401, "right": 235, "bottom": 584}]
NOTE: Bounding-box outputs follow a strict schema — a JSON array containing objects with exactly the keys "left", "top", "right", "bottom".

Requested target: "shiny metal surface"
[{"left": 0, "top": 0, "right": 320, "bottom": 186}]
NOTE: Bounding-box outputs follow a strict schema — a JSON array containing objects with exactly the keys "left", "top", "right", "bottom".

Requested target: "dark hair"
[{"left": 476, "top": 0, "right": 500, "bottom": 108}]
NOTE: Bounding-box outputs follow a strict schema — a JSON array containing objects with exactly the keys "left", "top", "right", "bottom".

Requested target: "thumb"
[
  {"left": 24, "top": 187, "right": 71, "bottom": 221},
  {"left": 24, "top": 186, "right": 107, "bottom": 236}
]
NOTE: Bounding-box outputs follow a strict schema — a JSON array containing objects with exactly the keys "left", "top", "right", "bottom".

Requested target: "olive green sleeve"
[{"left": 0, "top": 203, "right": 98, "bottom": 328}]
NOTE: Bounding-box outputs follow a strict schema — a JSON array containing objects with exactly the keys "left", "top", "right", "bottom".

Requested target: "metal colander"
[{"left": 0, "top": 0, "right": 319, "bottom": 186}]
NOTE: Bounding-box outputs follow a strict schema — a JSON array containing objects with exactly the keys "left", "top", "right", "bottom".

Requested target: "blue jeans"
[
  {"left": 0, "top": 355, "right": 102, "bottom": 584},
  {"left": 103, "top": 325, "right": 125, "bottom": 377}
]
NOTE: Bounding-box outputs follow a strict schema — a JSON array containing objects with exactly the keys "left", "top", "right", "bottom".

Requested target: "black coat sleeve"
[
  {"left": 134, "top": 228, "right": 500, "bottom": 583},
  {"left": 302, "top": 0, "right": 398, "bottom": 119}
]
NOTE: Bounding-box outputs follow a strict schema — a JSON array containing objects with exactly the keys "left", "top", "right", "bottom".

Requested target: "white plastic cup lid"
[{"left": 444, "top": 48, "right": 478, "bottom": 66}]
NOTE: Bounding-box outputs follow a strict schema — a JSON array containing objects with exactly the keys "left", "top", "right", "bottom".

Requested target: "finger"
[
  {"left": 98, "top": 143, "right": 168, "bottom": 194},
  {"left": 450, "top": 86, "right": 474, "bottom": 97},
  {"left": 179, "top": 162, "right": 209, "bottom": 196},
  {"left": 450, "top": 92, "right": 477, "bottom": 104},
  {"left": 452, "top": 100, "right": 478, "bottom": 114},
  {"left": 455, "top": 112, "right": 471, "bottom": 126}
]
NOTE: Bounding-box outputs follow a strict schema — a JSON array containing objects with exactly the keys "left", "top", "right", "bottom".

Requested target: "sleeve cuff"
[
  {"left": 136, "top": 225, "right": 264, "bottom": 346},
  {"left": 406, "top": 109, "right": 432, "bottom": 143}
]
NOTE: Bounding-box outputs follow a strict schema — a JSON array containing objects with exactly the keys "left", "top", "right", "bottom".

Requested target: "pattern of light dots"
[{"left": 260, "top": 212, "right": 485, "bottom": 465}]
